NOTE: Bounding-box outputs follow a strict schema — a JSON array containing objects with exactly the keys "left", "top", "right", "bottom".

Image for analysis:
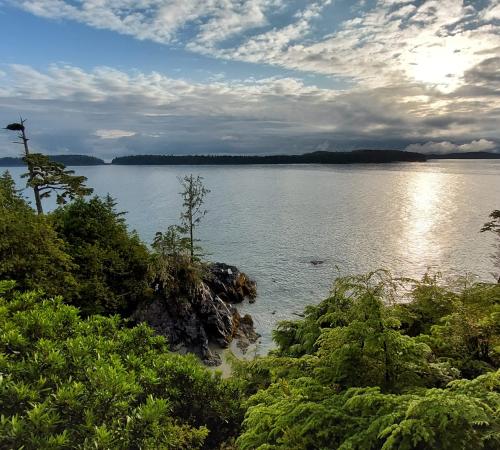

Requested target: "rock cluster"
[
  {"left": 205, "top": 262, "right": 257, "bottom": 303},
  {"left": 132, "top": 263, "right": 258, "bottom": 364}
]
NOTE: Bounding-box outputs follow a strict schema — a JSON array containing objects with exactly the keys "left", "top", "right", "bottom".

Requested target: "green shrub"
[
  {"left": 237, "top": 371, "right": 500, "bottom": 450},
  {"left": 0, "top": 172, "right": 76, "bottom": 297},
  {"left": 236, "top": 272, "right": 500, "bottom": 449},
  {"left": 0, "top": 283, "right": 243, "bottom": 449},
  {"left": 51, "top": 196, "right": 151, "bottom": 315}
]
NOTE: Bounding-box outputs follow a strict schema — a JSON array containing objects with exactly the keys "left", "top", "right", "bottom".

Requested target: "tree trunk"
[
  {"left": 32, "top": 185, "right": 43, "bottom": 215},
  {"left": 383, "top": 337, "right": 390, "bottom": 388},
  {"left": 190, "top": 218, "right": 194, "bottom": 261},
  {"left": 21, "top": 126, "right": 43, "bottom": 214}
]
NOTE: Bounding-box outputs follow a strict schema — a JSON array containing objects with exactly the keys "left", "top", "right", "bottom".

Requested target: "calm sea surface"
[{"left": 6, "top": 160, "right": 500, "bottom": 351}]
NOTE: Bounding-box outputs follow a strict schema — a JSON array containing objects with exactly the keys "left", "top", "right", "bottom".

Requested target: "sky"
[{"left": 0, "top": 0, "right": 499, "bottom": 158}]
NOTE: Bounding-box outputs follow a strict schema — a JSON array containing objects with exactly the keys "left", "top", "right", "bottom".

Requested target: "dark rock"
[
  {"left": 310, "top": 260, "right": 324, "bottom": 266},
  {"left": 132, "top": 263, "right": 258, "bottom": 364},
  {"left": 234, "top": 314, "right": 260, "bottom": 353},
  {"left": 203, "top": 351, "right": 222, "bottom": 366},
  {"left": 206, "top": 263, "right": 257, "bottom": 303}
]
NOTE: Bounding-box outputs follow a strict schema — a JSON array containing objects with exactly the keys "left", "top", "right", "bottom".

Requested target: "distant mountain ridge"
[{"left": 0, "top": 155, "right": 105, "bottom": 166}]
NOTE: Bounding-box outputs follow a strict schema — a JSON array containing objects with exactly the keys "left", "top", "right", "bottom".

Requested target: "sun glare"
[
  {"left": 405, "top": 44, "right": 474, "bottom": 92},
  {"left": 401, "top": 171, "right": 444, "bottom": 263}
]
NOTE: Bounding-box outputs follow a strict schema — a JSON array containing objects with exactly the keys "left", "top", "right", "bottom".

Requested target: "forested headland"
[
  {"left": 111, "top": 150, "right": 427, "bottom": 165},
  {"left": 2, "top": 150, "right": 500, "bottom": 168},
  {"left": 1, "top": 121, "right": 500, "bottom": 449},
  {"left": 0, "top": 154, "right": 105, "bottom": 166}
]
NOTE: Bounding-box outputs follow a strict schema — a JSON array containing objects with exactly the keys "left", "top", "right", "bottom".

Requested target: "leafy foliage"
[
  {"left": 236, "top": 272, "right": 500, "bottom": 449},
  {"left": 0, "top": 171, "right": 75, "bottom": 297},
  {"left": 237, "top": 372, "right": 500, "bottom": 450},
  {"left": 150, "top": 225, "right": 207, "bottom": 298},
  {"left": 3, "top": 153, "right": 500, "bottom": 449},
  {"left": 0, "top": 285, "right": 243, "bottom": 449},
  {"left": 51, "top": 196, "right": 151, "bottom": 315},
  {"left": 420, "top": 279, "right": 500, "bottom": 377},
  {"left": 22, "top": 153, "right": 93, "bottom": 205}
]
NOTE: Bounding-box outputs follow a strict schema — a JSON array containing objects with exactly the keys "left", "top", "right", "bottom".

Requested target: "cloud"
[
  {"left": 188, "top": 0, "right": 330, "bottom": 54},
  {"left": 481, "top": 2, "right": 500, "bottom": 21},
  {"left": 13, "top": 0, "right": 283, "bottom": 46},
  {"left": 213, "top": 0, "right": 500, "bottom": 94},
  {"left": 10, "top": 1, "right": 500, "bottom": 96},
  {"left": 462, "top": 57, "right": 500, "bottom": 92},
  {"left": 94, "top": 129, "right": 137, "bottom": 139},
  {"left": 0, "top": 62, "right": 499, "bottom": 157},
  {"left": 405, "top": 139, "right": 498, "bottom": 154}
]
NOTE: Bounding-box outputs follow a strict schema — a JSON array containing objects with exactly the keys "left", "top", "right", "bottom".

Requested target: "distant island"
[
  {"left": 427, "top": 152, "right": 500, "bottom": 160},
  {"left": 112, "top": 150, "right": 427, "bottom": 165},
  {"left": 0, "top": 154, "right": 105, "bottom": 166},
  {"left": 1, "top": 150, "right": 499, "bottom": 167},
  {"left": 111, "top": 150, "right": 500, "bottom": 165}
]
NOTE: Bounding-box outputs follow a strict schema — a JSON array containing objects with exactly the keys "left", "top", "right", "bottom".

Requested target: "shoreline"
[{"left": 209, "top": 340, "right": 260, "bottom": 378}]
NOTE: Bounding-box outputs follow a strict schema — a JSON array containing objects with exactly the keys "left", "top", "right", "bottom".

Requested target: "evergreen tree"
[
  {"left": 22, "top": 153, "right": 93, "bottom": 206},
  {"left": 150, "top": 225, "right": 204, "bottom": 296},
  {"left": 51, "top": 196, "right": 150, "bottom": 315},
  {"left": 236, "top": 272, "right": 500, "bottom": 449},
  {"left": 178, "top": 174, "right": 210, "bottom": 262},
  {"left": 4, "top": 119, "right": 92, "bottom": 213}
]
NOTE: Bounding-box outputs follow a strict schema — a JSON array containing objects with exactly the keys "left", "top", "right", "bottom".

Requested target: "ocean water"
[{"left": 6, "top": 160, "right": 500, "bottom": 351}]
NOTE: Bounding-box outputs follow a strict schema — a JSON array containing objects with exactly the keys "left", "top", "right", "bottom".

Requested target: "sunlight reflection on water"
[
  {"left": 6, "top": 160, "right": 500, "bottom": 351},
  {"left": 403, "top": 171, "right": 447, "bottom": 265}
]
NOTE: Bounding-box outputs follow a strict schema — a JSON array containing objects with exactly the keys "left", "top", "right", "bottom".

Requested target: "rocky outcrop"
[
  {"left": 234, "top": 313, "right": 260, "bottom": 353},
  {"left": 132, "top": 263, "right": 258, "bottom": 365},
  {"left": 206, "top": 263, "right": 257, "bottom": 303}
]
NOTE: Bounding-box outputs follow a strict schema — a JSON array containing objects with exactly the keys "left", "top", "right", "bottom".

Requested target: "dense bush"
[
  {"left": 235, "top": 272, "right": 500, "bottom": 449},
  {"left": 0, "top": 174, "right": 152, "bottom": 316},
  {"left": 0, "top": 281, "right": 243, "bottom": 449},
  {"left": 237, "top": 371, "right": 500, "bottom": 450},
  {"left": 51, "top": 196, "right": 151, "bottom": 315},
  {"left": 0, "top": 172, "right": 75, "bottom": 297}
]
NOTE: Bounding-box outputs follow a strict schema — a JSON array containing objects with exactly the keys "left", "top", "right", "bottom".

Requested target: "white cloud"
[
  {"left": 481, "top": 1, "right": 500, "bottom": 21},
  {"left": 11, "top": 0, "right": 500, "bottom": 96},
  {"left": 0, "top": 64, "right": 499, "bottom": 156},
  {"left": 191, "top": 1, "right": 330, "bottom": 55},
  {"left": 14, "top": 0, "right": 282, "bottom": 46},
  {"left": 94, "top": 129, "right": 137, "bottom": 139},
  {"left": 405, "top": 139, "right": 497, "bottom": 154},
  {"left": 216, "top": 0, "right": 500, "bottom": 93}
]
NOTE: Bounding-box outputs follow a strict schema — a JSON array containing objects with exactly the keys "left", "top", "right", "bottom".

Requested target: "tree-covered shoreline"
[
  {"left": 1, "top": 128, "right": 499, "bottom": 448},
  {"left": 0, "top": 155, "right": 105, "bottom": 167},
  {"left": 111, "top": 150, "right": 427, "bottom": 165},
  {"left": 3, "top": 150, "right": 500, "bottom": 168}
]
